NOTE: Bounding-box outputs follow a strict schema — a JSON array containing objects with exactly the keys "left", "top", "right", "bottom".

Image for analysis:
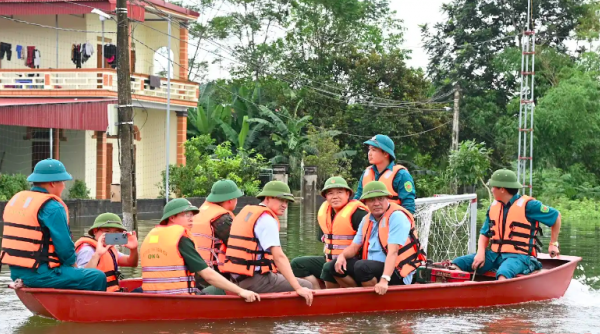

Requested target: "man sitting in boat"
[
  {"left": 1, "top": 159, "right": 107, "bottom": 291},
  {"left": 191, "top": 180, "right": 242, "bottom": 271},
  {"left": 74, "top": 213, "right": 139, "bottom": 292},
  {"left": 322, "top": 181, "right": 426, "bottom": 295},
  {"left": 291, "top": 176, "right": 368, "bottom": 289},
  {"left": 139, "top": 198, "right": 260, "bottom": 302},
  {"left": 354, "top": 134, "right": 416, "bottom": 214},
  {"left": 220, "top": 181, "right": 314, "bottom": 305},
  {"left": 452, "top": 169, "right": 562, "bottom": 280}
]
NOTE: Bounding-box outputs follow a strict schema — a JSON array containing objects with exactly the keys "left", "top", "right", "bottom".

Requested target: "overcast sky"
[
  {"left": 391, "top": 0, "right": 449, "bottom": 70},
  {"left": 159, "top": 1, "right": 451, "bottom": 80}
]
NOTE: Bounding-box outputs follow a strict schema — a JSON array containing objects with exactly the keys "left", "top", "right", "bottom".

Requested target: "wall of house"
[
  {"left": 134, "top": 106, "right": 178, "bottom": 199},
  {"left": 59, "top": 129, "right": 87, "bottom": 195},
  {"left": 131, "top": 21, "right": 182, "bottom": 79},
  {"left": 0, "top": 15, "right": 88, "bottom": 70},
  {"left": 0, "top": 125, "right": 31, "bottom": 175}
]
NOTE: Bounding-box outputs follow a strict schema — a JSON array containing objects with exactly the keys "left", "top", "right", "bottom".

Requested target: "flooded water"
[{"left": 1, "top": 202, "right": 599, "bottom": 334}]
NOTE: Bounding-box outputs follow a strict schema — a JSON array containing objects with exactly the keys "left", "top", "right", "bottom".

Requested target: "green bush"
[
  {"left": 0, "top": 173, "right": 29, "bottom": 201},
  {"left": 159, "top": 135, "right": 267, "bottom": 198},
  {"left": 68, "top": 180, "right": 91, "bottom": 199}
]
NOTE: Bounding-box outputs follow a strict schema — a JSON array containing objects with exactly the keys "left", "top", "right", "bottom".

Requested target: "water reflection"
[{"left": 1, "top": 202, "right": 600, "bottom": 334}]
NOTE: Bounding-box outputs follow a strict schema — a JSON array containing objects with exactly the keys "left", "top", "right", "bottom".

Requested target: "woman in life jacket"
[{"left": 75, "top": 213, "right": 138, "bottom": 292}]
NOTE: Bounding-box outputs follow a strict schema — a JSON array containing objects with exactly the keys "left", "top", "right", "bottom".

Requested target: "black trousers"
[
  {"left": 329, "top": 258, "right": 411, "bottom": 285},
  {"left": 0, "top": 42, "right": 12, "bottom": 61}
]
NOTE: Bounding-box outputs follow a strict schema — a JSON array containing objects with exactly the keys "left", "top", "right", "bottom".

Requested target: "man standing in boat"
[
  {"left": 291, "top": 176, "right": 369, "bottom": 289},
  {"left": 1, "top": 159, "right": 107, "bottom": 291},
  {"left": 191, "top": 179, "right": 242, "bottom": 271},
  {"left": 220, "top": 181, "right": 314, "bottom": 305},
  {"left": 354, "top": 134, "right": 416, "bottom": 214},
  {"left": 140, "top": 198, "right": 260, "bottom": 301},
  {"left": 322, "top": 181, "right": 426, "bottom": 295},
  {"left": 75, "top": 213, "right": 139, "bottom": 292},
  {"left": 452, "top": 169, "right": 562, "bottom": 280}
]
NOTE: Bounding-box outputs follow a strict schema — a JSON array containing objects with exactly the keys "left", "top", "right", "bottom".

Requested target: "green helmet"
[
  {"left": 27, "top": 159, "right": 73, "bottom": 183},
  {"left": 88, "top": 213, "right": 126, "bottom": 237},
  {"left": 359, "top": 181, "right": 391, "bottom": 201},
  {"left": 363, "top": 134, "right": 396, "bottom": 160},
  {"left": 488, "top": 169, "right": 522, "bottom": 189},
  {"left": 160, "top": 198, "right": 199, "bottom": 223},
  {"left": 321, "top": 176, "right": 353, "bottom": 198},
  {"left": 256, "top": 181, "right": 295, "bottom": 202},
  {"left": 206, "top": 179, "right": 243, "bottom": 203}
]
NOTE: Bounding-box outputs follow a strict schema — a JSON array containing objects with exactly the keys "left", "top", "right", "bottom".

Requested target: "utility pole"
[
  {"left": 116, "top": 0, "right": 137, "bottom": 231},
  {"left": 451, "top": 84, "right": 461, "bottom": 151}
]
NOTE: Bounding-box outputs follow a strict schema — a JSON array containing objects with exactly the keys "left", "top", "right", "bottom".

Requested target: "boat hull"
[{"left": 14, "top": 254, "right": 580, "bottom": 323}]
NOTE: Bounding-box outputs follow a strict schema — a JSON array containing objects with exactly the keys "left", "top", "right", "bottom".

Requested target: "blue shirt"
[
  {"left": 480, "top": 194, "right": 559, "bottom": 262},
  {"left": 353, "top": 210, "right": 414, "bottom": 285},
  {"left": 354, "top": 162, "right": 416, "bottom": 214},
  {"left": 10, "top": 187, "right": 76, "bottom": 280}
]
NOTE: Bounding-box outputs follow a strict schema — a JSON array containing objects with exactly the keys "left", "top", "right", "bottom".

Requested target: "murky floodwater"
[{"left": 1, "top": 201, "right": 599, "bottom": 334}]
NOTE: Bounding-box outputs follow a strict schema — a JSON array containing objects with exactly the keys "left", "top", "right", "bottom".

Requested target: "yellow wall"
[{"left": 0, "top": 14, "right": 182, "bottom": 78}]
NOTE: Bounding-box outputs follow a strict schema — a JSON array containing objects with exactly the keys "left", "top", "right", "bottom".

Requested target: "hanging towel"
[
  {"left": 26, "top": 46, "right": 35, "bottom": 68},
  {"left": 149, "top": 75, "right": 161, "bottom": 89},
  {"left": 16, "top": 45, "right": 22, "bottom": 59},
  {"left": 33, "top": 49, "right": 41, "bottom": 67}
]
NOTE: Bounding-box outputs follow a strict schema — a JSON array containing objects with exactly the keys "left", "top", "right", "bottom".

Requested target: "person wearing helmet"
[
  {"left": 291, "top": 176, "right": 368, "bottom": 290},
  {"left": 1, "top": 159, "right": 107, "bottom": 291},
  {"left": 452, "top": 169, "right": 562, "bottom": 280},
  {"left": 139, "top": 198, "right": 260, "bottom": 302},
  {"left": 323, "top": 181, "right": 426, "bottom": 295},
  {"left": 220, "top": 181, "right": 314, "bottom": 306},
  {"left": 191, "top": 179, "right": 243, "bottom": 271},
  {"left": 355, "top": 134, "right": 416, "bottom": 214},
  {"left": 74, "top": 213, "right": 139, "bottom": 292}
]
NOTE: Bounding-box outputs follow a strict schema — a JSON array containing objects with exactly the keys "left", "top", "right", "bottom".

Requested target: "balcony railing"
[{"left": 0, "top": 69, "right": 199, "bottom": 107}]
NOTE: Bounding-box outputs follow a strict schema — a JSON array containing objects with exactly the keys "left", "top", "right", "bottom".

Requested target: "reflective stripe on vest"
[
  {"left": 191, "top": 201, "right": 233, "bottom": 268},
  {"left": 140, "top": 225, "right": 197, "bottom": 295},
  {"left": 220, "top": 205, "right": 280, "bottom": 276},
  {"left": 361, "top": 165, "right": 407, "bottom": 205},
  {"left": 360, "top": 202, "right": 426, "bottom": 278},
  {"left": 75, "top": 236, "right": 121, "bottom": 292},
  {"left": 1, "top": 191, "right": 69, "bottom": 269},
  {"left": 488, "top": 196, "right": 543, "bottom": 257},
  {"left": 317, "top": 200, "right": 367, "bottom": 262}
]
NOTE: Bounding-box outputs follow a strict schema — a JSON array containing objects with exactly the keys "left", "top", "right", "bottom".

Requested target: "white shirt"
[
  {"left": 253, "top": 213, "right": 281, "bottom": 271},
  {"left": 75, "top": 244, "right": 125, "bottom": 268}
]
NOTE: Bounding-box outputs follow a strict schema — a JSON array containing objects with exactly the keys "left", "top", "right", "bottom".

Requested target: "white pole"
[
  {"left": 101, "top": 19, "right": 105, "bottom": 69},
  {"left": 469, "top": 198, "right": 478, "bottom": 254},
  {"left": 165, "top": 15, "right": 172, "bottom": 202}
]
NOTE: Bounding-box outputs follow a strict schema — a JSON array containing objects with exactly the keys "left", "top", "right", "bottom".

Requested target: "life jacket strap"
[
  {"left": 229, "top": 234, "right": 259, "bottom": 242},
  {"left": 225, "top": 256, "right": 274, "bottom": 271},
  {"left": 2, "top": 222, "right": 43, "bottom": 232}
]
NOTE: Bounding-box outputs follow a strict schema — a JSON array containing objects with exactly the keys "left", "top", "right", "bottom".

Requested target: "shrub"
[
  {"left": 0, "top": 173, "right": 29, "bottom": 201},
  {"left": 159, "top": 135, "right": 267, "bottom": 198},
  {"left": 68, "top": 180, "right": 91, "bottom": 199}
]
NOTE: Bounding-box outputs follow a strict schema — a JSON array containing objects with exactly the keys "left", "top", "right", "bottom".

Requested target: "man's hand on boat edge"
[
  {"left": 238, "top": 289, "right": 261, "bottom": 302},
  {"left": 296, "top": 287, "right": 314, "bottom": 306}
]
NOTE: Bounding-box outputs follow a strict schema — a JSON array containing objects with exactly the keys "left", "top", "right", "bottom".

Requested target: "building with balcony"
[{"left": 0, "top": 0, "right": 199, "bottom": 199}]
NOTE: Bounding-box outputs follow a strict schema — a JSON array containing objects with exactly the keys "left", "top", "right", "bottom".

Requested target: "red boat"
[{"left": 11, "top": 253, "right": 580, "bottom": 323}]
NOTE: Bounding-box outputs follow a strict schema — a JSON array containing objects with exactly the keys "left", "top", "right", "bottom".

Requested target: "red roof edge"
[{"left": 144, "top": 0, "right": 199, "bottom": 18}]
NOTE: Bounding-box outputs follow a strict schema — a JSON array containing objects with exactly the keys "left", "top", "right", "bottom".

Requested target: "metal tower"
[{"left": 517, "top": 0, "right": 535, "bottom": 196}]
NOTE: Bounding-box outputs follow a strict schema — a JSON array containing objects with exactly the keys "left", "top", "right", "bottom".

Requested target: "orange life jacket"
[
  {"left": 318, "top": 200, "right": 368, "bottom": 262},
  {"left": 140, "top": 224, "right": 197, "bottom": 295},
  {"left": 488, "top": 195, "right": 543, "bottom": 257},
  {"left": 1, "top": 190, "right": 70, "bottom": 269},
  {"left": 361, "top": 165, "right": 407, "bottom": 205},
  {"left": 74, "top": 236, "right": 121, "bottom": 292},
  {"left": 360, "top": 202, "right": 426, "bottom": 278},
  {"left": 190, "top": 201, "right": 233, "bottom": 268},
  {"left": 220, "top": 205, "right": 280, "bottom": 276}
]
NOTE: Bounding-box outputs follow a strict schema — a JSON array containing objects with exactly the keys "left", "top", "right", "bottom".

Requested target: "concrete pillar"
[
  {"left": 179, "top": 25, "right": 189, "bottom": 80},
  {"left": 95, "top": 131, "right": 108, "bottom": 199},
  {"left": 53, "top": 128, "right": 60, "bottom": 160},
  {"left": 176, "top": 110, "right": 187, "bottom": 165},
  {"left": 272, "top": 164, "right": 289, "bottom": 185},
  {"left": 303, "top": 166, "right": 318, "bottom": 211}
]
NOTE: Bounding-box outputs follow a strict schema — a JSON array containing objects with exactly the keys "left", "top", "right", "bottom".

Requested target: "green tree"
[
  {"left": 447, "top": 140, "right": 492, "bottom": 196},
  {"left": 304, "top": 126, "right": 356, "bottom": 187},
  {"left": 535, "top": 70, "right": 600, "bottom": 176}
]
